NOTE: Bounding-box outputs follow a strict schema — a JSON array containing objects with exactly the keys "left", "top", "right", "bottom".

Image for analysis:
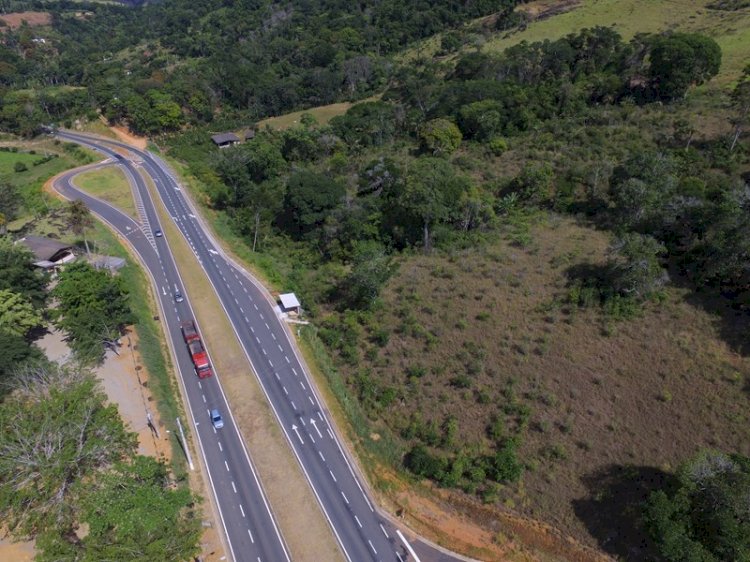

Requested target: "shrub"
[
  {"left": 13, "top": 161, "right": 27, "bottom": 172},
  {"left": 487, "top": 137, "right": 508, "bottom": 156},
  {"left": 489, "top": 438, "right": 523, "bottom": 482},
  {"left": 404, "top": 445, "right": 446, "bottom": 480}
]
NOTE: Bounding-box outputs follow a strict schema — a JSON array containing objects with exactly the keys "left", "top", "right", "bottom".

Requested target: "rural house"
[
  {"left": 211, "top": 132, "right": 240, "bottom": 148},
  {"left": 16, "top": 235, "right": 75, "bottom": 270}
]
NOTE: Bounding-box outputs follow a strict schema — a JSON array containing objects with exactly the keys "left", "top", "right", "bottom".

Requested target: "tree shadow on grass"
[
  {"left": 572, "top": 464, "right": 673, "bottom": 561},
  {"left": 681, "top": 284, "right": 750, "bottom": 359}
]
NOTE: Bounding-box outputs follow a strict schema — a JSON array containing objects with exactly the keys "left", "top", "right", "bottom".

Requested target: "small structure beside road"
[
  {"left": 278, "top": 292, "right": 301, "bottom": 316},
  {"left": 90, "top": 255, "right": 127, "bottom": 273},
  {"left": 210, "top": 132, "right": 240, "bottom": 148}
]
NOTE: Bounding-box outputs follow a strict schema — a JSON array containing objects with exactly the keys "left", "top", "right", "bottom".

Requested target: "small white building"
[{"left": 278, "top": 293, "right": 301, "bottom": 315}]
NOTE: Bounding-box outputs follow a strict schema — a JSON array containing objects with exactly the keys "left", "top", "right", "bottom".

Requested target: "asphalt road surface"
[{"left": 53, "top": 130, "right": 469, "bottom": 562}]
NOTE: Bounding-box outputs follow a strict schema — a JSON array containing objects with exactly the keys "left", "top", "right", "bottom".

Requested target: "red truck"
[{"left": 180, "top": 320, "right": 213, "bottom": 378}]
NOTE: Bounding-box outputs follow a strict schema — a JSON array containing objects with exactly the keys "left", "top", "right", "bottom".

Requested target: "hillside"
[
  {"left": 343, "top": 215, "right": 750, "bottom": 556},
  {"left": 488, "top": 0, "right": 750, "bottom": 83},
  {"left": 402, "top": 0, "right": 750, "bottom": 85}
]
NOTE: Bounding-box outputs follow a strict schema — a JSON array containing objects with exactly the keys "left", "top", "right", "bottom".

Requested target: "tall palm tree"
[{"left": 67, "top": 200, "right": 94, "bottom": 256}]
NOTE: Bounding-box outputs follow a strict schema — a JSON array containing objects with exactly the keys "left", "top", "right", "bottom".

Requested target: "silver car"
[{"left": 210, "top": 409, "right": 224, "bottom": 429}]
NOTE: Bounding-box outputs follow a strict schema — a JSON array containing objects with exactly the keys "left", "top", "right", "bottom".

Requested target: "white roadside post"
[{"left": 176, "top": 417, "right": 195, "bottom": 471}]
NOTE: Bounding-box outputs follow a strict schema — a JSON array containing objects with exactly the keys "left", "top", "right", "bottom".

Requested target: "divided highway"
[
  {"left": 54, "top": 130, "right": 465, "bottom": 562},
  {"left": 53, "top": 151, "right": 290, "bottom": 562}
]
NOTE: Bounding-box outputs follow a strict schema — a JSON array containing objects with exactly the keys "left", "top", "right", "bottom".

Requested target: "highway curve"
[{"left": 53, "top": 129, "right": 472, "bottom": 562}]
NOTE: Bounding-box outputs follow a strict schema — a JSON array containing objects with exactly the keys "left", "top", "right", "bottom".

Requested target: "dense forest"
[
  {"left": 2, "top": 0, "right": 750, "bottom": 559},
  {"left": 0, "top": 0, "right": 520, "bottom": 134}
]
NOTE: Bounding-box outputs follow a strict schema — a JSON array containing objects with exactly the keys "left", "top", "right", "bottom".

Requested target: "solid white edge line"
[{"left": 396, "top": 529, "right": 422, "bottom": 562}]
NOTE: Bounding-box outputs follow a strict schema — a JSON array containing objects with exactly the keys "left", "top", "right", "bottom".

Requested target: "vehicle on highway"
[
  {"left": 210, "top": 408, "right": 224, "bottom": 429},
  {"left": 181, "top": 320, "right": 213, "bottom": 378},
  {"left": 174, "top": 290, "right": 184, "bottom": 303},
  {"left": 154, "top": 228, "right": 163, "bottom": 237}
]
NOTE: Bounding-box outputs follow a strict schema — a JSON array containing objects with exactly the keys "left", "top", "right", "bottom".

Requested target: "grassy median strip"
[
  {"left": 141, "top": 170, "right": 345, "bottom": 562},
  {"left": 72, "top": 167, "right": 139, "bottom": 220}
]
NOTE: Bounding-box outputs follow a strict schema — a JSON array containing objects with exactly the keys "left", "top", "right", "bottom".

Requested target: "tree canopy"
[
  {"left": 52, "top": 262, "right": 133, "bottom": 363},
  {"left": 644, "top": 451, "right": 750, "bottom": 562},
  {"left": 0, "top": 365, "right": 136, "bottom": 537}
]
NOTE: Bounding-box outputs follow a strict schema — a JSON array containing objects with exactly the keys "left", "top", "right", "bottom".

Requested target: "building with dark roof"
[
  {"left": 211, "top": 132, "right": 240, "bottom": 148},
  {"left": 17, "top": 235, "right": 75, "bottom": 268}
]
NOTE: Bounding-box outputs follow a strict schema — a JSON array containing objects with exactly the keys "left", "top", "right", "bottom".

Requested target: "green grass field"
[
  {"left": 482, "top": 0, "right": 750, "bottom": 84},
  {"left": 257, "top": 94, "right": 382, "bottom": 131},
  {"left": 0, "top": 150, "right": 40, "bottom": 174},
  {"left": 74, "top": 166, "right": 139, "bottom": 220},
  {"left": 2, "top": 141, "right": 96, "bottom": 230}
]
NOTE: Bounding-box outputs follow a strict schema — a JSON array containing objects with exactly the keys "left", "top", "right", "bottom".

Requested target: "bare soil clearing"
[
  {"left": 109, "top": 124, "right": 148, "bottom": 150},
  {"left": 0, "top": 11, "right": 51, "bottom": 29}
]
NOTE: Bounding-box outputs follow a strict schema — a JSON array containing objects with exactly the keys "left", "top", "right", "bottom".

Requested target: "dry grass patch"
[
  {"left": 0, "top": 11, "right": 51, "bottom": 29},
  {"left": 339, "top": 215, "right": 750, "bottom": 555},
  {"left": 257, "top": 95, "right": 382, "bottom": 131}
]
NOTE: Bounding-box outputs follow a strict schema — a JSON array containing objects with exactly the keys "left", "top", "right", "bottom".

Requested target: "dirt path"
[
  {"left": 109, "top": 124, "right": 148, "bottom": 150},
  {"left": 36, "top": 326, "right": 172, "bottom": 460}
]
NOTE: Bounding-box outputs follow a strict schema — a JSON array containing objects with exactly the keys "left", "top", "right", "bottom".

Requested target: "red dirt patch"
[{"left": 0, "top": 11, "right": 51, "bottom": 29}]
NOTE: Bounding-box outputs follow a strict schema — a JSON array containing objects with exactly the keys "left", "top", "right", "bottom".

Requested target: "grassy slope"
[
  {"left": 2, "top": 140, "right": 95, "bottom": 230},
  {"left": 495, "top": 0, "right": 750, "bottom": 84},
  {"left": 360, "top": 215, "right": 750, "bottom": 553},
  {"left": 0, "top": 150, "right": 39, "bottom": 172},
  {"left": 256, "top": 94, "right": 383, "bottom": 131},
  {"left": 403, "top": 0, "right": 750, "bottom": 85}
]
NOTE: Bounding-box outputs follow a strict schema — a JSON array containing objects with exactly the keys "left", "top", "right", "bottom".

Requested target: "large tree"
[
  {"left": 52, "top": 262, "right": 132, "bottom": 363},
  {"left": 0, "top": 236, "right": 47, "bottom": 308},
  {"left": 0, "top": 365, "right": 136, "bottom": 537},
  {"left": 0, "top": 330, "right": 43, "bottom": 385},
  {"left": 644, "top": 450, "right": 750, "bottom": 562},
  {"left": 0, "top": 289, "right": 43, "bottom": 337},
  {"left": 399, "top": 157, "right": 470, "bottom": 251},
  {"left": 36, "top": 456, "right": 200, "bottom": 562},
  {"left": 607, "top": 233, "right": 669, "bottom": 300},
  {"left": 340, "top": 241, "right": 394, "bottom": 309},
  {"left": 66, "top": 200, "right": 95, "bottom": 256},
  {"left": 279, "top": 169, "right": 345, "bottom": 241},
  {"left": 649, "top": 33, "right": 721, "bottom": 100}
]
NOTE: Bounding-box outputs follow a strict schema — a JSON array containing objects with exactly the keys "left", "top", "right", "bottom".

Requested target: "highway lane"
[
  {"left": 55, "top": 130, "right": 471, "bottom": 562},
  {"left": 52, "top": 154, "right": 290, "bottom": 562}
]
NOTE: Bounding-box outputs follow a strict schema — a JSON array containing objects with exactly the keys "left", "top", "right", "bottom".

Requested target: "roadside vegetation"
[{"left": 0, "top": 146, "right": 202, "bottom": 559}]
